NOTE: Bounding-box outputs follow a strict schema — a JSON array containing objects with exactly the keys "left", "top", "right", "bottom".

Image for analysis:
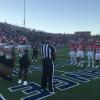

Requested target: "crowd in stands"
[{"left": 0, "top": 22, "right": 100, "bottom": 48}]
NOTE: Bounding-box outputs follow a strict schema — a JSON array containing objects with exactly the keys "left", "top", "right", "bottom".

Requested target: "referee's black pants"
[{"left": 41, "top": 57, "right": 54, "bottom": 91}]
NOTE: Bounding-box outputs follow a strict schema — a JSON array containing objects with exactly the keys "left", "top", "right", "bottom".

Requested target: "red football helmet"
[
  {"left": 1, "top": 36, "right": 7, "bottom": 43},
  {"left": 19, "top": 36, "right": 28, "bottom": 44}
]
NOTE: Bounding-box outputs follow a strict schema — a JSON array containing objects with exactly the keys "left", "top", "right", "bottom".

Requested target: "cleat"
[
  {"left": 49, "top": 89, "right": 55, "bottom": 93},
  {"left": 18, "top": 79, "right": 22, "bottom": 84},
  {"left": 80, "top": 64, "right": 83, "bottom": 67},
  {"left": 35, "top": 60, "right": 38, "bottom": 62},
  {"left": 95, "top": 66, "right": 99, "bottom": 68},
  {"left": 41, "top": 88, "right": 48, "bottom": 92},
  {"left": 77, "top": 63, "right": 81, "bottom": 67},
  {"left": 23, "top": 81, "right": 28, "bottom": 85},
  {"left": 87, "top": 65, "right": 90, "bottom": 67},
  {"left": 92, "top": 65, "right": 95, "bottom": 68}
]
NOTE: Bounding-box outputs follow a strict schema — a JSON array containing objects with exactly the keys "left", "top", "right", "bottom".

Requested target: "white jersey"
[
  {"left": 5, "top": 45, "right": 15, "bottom": 59},
  {"left": 17, "top": 44, "right": 29, "bottom": 57},
  {"left": 95, "top": 45, "right": 100, "bottom": 60},
  {"left": 95, "top": 47, "right": 100, "bottom": 53}
]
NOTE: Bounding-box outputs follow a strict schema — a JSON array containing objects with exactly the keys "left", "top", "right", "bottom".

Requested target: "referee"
[{"left": 41, "top": 41, "right": 56, "bottom": 93}]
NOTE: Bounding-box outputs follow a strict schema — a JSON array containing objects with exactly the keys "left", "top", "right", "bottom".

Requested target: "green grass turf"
[{"left": 0, "top": 48, "right": 100, "bottom": 100}]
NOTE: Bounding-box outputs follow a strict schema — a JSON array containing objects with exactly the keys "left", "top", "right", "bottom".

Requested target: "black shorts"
[
  {"left": 0, "top": 56, "right": 2, "bottom": 63},
  {"left": 19, "top": 57, "right": 30, "bottom": 68},
  {"left": 5, "top": 59, "right": 14, "bottom": 68},
  {"left": 0, "top": 55, "right": 6, "bottom": 65}
]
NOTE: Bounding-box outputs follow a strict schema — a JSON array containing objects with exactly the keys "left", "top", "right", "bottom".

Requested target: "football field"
[{"left": 0, "top": 48, "right": 100, "bottom": 100}]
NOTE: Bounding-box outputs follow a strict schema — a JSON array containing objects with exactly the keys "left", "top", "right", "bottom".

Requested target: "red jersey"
[
  {"left": 87, "top": 43, "right": 94, "bottom": 51},
  {"left": 69, "top": 43, "right": 76, "bottom": 51},
  {"left": 77, "top": 42, "right": 84, "bottom": 51},
  {"left": 94, "top": 41, "right": 100, "bottom": 53}
]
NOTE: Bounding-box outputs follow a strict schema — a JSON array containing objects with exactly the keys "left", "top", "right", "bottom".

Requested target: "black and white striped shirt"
[{"left": 42, "top": 44, "right": 56, "bottom": 60}]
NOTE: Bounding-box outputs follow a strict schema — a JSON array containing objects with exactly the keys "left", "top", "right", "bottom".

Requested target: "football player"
[
  {"left": 86, "top": 39, "right": 94, "bottom": 68},
  {"left": 4, "top": 40, "right": 15, "bottom": 81},
  {"left": 69, "top": 40, "right": 77, "bottom": 65},
  {"left": 76, "top": 38, "right": 85, "bottom": 67},
  {"left": 0, "top": 36, "right": 7, "bottom": 78},
  {"left": 94, "top": 40, "right": 100, "bottom": 68},
  {"left": 17, "top": 36, "right": 30, "bottom": 85},
  {"left": 32, "top": 42, "right": 38, "bottom": 62}
]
